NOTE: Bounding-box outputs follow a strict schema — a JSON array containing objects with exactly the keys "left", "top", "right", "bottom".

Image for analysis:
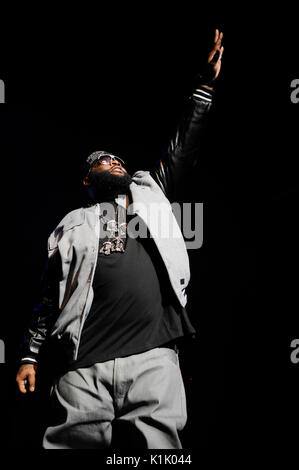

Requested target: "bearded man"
[{"left": 16, "top": 29, "right": 224, "bottom": 449}]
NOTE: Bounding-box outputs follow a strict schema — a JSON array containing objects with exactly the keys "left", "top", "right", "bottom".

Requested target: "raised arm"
[{"left": 151, "top": 29, "right": 224, "bottom": 201}]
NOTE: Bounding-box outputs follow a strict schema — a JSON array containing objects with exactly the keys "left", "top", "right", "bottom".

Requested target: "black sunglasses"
[{"left": 91, "top": 154, "right": 125, "bottom": 168}]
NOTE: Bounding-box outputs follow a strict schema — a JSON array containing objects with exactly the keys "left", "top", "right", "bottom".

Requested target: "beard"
[{"left": 88, "top": 169, "right": 133, "bottom": 202}]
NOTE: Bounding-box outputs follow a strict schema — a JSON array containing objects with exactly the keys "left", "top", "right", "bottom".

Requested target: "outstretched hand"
[{"left": 198, "top": 29, "right": 224, "bottom": 88}]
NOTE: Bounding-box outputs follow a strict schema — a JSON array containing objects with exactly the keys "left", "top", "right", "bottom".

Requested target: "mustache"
[
  {"left": 109, "top": 167, "right": 125, "bottom": 174},
  {"left": 90, "top": 169, "right": 132, "bottom": 184}
]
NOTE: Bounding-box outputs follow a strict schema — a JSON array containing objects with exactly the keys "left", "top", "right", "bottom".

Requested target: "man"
[{"left": 16, "top": 30, "right": 224, "bottom": 449}]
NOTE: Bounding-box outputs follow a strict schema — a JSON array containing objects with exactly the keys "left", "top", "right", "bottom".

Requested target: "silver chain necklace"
[{"left": 99, "top": 205, "right": 127, "bottom": 255}]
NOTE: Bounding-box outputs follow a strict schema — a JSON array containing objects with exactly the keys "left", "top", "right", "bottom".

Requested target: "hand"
[
  {"left": 16, "top": 363, "right": 37, "bottom": 394},
  {"left": 198, "top": 29, "right": 224, "bottom": 88}
]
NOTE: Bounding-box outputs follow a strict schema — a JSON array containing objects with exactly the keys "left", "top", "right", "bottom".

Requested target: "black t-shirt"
[{"left": 69, "top": 213, "right": 195, "bottom": 370}]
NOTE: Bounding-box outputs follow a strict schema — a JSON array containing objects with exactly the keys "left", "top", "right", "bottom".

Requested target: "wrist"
[
  {"left": 20, "top": 357, "right": 38, "bottom": 366},
  {"left": 200, "top": 84, "right": 214, "bottom": 91},
  {"left": 195, "top": 73, "right": 216, "bottom": 91}
]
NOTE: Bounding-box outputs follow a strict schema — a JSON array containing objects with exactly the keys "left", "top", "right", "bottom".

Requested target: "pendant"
[
  {"left": 99, "top": 241, "right": 113, "bottom": 255},
  {"left": 113, "top": 237, "right": 125, "bottom": 253},
  {"left": 99, "top": 238, "right": 125, "bottom": 255}
]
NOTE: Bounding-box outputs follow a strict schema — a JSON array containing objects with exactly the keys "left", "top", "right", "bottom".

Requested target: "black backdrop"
[{"left": 0, "top": 18, "right": 298, "bottom": 459}]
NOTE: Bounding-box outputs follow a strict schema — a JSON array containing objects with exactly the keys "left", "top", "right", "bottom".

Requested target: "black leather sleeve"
[
  {"left": 150, "top": 95, "right": 213, "bottom": 202},
  {"left": 20, "top": 249, "right": 62, "bottom": 364}
]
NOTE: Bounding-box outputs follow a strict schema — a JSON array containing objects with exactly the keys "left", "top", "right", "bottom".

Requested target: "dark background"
[{"left": 0, "top": 16, "right": 298, "bottom": 458}]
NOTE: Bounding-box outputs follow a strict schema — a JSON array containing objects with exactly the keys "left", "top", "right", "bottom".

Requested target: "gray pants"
[{"left": 43, "top": 347, "right": 187, "bottom": 449}]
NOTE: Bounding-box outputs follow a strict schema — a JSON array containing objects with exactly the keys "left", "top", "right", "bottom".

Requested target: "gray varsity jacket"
[{"left": 20, "top": 85, "right": 214, "bottom": 365}]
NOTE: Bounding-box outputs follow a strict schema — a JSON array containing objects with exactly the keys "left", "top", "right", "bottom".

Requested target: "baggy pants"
[{"left": 43, "top": 347, "right": 187, "bottom": 449}]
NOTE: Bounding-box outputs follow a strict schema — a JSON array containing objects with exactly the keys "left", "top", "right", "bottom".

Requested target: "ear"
[{"left": 83, "top": 176, "right": 91, "bottom": 187}]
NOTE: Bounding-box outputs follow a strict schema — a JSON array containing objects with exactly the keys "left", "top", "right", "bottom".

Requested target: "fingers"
[
  {"left": 209, "top": 30, "right": 224, "bottom": 63},
  {"left": 214, "top": 29, "right": 219, "bottom": 43},
  {"left": 17, "top": 376, "right": 27, "bottom": 394},
  {"left": 16, "top": 365, "right": 36, "bottom": 394},
  {"left": 208, "top": 47, "right": 221, "bottom": 64},
  {"left": 215, "top": 31, "right": 223, "bottom": 52},
  {"left": 214, "top": 29, "right": 223, "bottom": 44},
  {"left": 27, "top": 371, "right": 36, "bottom": 392},
  {"left": 219, "top": 45, "right": 224, "bottom": 60}
]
